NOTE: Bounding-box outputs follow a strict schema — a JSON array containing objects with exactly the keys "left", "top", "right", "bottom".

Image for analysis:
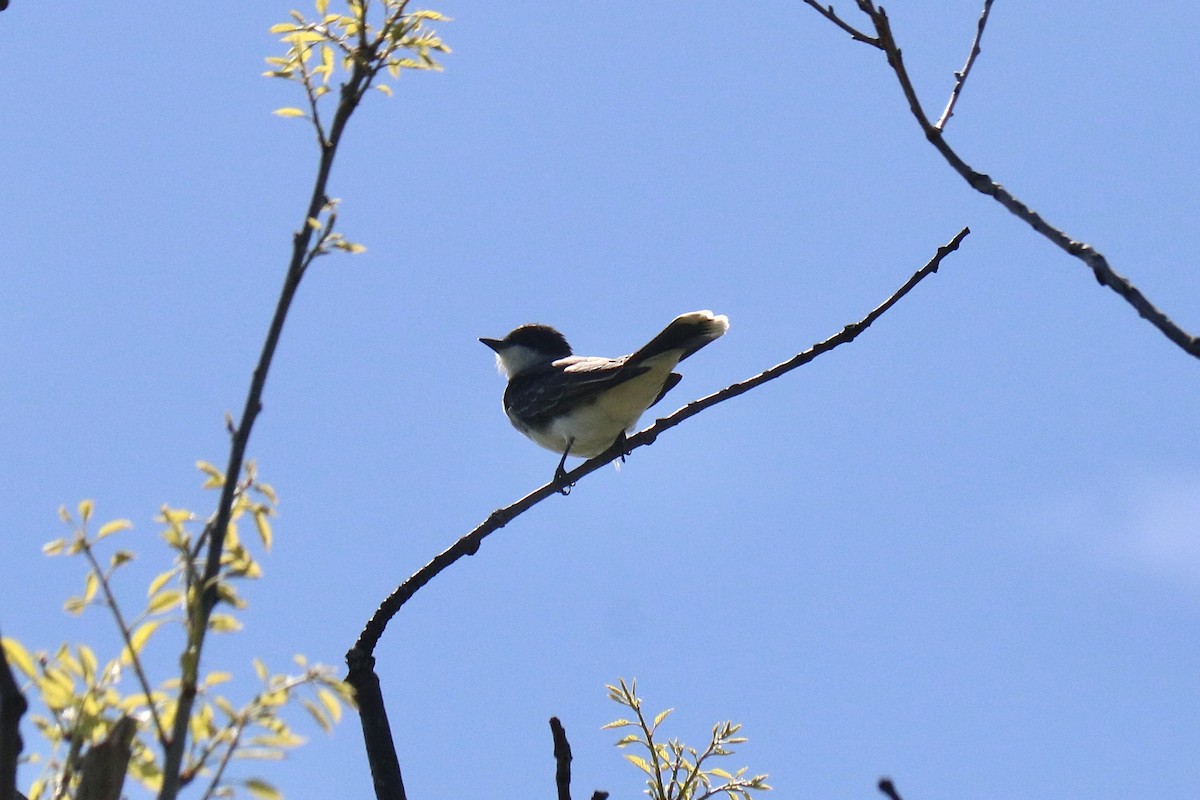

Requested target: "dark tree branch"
[
  {"left": 345, "top": 230, "right": 970, "bottom": 797},
  {"left": 799, "top": 0, "right": 881, "bottom": 47},
  {"left": 878, "top": 777, "right": 904, "bottom": 800},
  {"left": 344, "top": 655, "right": 406, "bottom": 800},
  {"left": 0, "top": 628, "right": 28, "bottom": 800},
  {"left": 350, "top": 227, "right": 968, "bottom": 658},
  {"left": 934, "top": 0, "right": 994, "bottom": 130},
  {"left": 550, "top": 717, "right": 572, "bottom": 800},
  {"left": 806, "top": 1, "right": 1200, "bottom": 359},
  {"left": 159, "top": 25, "right": 384, "bottom": 800},
  {"left": 76, "top": 717, "right": 137, "bottom": 800}
]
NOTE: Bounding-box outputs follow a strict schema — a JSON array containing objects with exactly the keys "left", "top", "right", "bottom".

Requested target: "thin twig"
[
  {"left": 348, "top": 227, "right": 969, "bottom": 659},
  {"left": 826, "top": 3, "right": 1200, "bottom": 358},
  {"left": 799, "top": 0, "right": 882, "bottom": 48},
  {"left": 877, "top": 777, "right": 904, "bottom": 800},
  {"left": 934, "top": 0, "right": 994, "bottom": 130},
  {"left": 76, "top": 544, "right": 167, "bottom": 748}
]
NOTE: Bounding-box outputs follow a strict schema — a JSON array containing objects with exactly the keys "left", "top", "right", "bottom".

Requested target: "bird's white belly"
[{"left": 516, "top": 367, "right": 670, "bottom": 458}]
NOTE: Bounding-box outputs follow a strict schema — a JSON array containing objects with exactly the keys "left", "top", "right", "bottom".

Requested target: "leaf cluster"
[
  {"left": 265, "top": 0, "right": 450, "bottom": 128},
  {"left": 2, "top": 464, "right": 352, "bottom": 800},
  {"left": 604, "top": 679, "right": 771, "bottom": 800}
]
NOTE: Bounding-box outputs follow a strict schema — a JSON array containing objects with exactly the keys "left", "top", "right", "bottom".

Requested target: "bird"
[{"left": 480, "top": 310, "right": 729, "bottom": 490}]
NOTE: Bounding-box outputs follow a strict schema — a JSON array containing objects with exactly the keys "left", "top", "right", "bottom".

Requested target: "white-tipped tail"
[{"left": 630, "top": 310, "right": 729, "bottom": 364}]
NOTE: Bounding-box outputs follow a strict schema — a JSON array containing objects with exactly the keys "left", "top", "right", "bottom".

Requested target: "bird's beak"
[{"left": 479, "top": 337, "right": 504, "bottom": 353}]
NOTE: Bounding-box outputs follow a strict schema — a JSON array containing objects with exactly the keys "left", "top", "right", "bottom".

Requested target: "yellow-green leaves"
[
  {"left": 96, "top": 518, "right": 132, "bottom": 540},
  {"left": 123, "top": 620, "right": 163, "bottom": 664},
  {"left": 197, "top": 459, "right": 225, "bottom": 488},
  {"left": 605, "top": 678, "right": 772, "bottom": 800},
  {"left": 265, "top": 0, "right": 452, "bottom": 124},
  {"left": 1, "top": 637, "right": 36, "bottom": 679},
  {"left": 14, "top": 462, "right": 349, "bottom": 799},
  {"left": 244, "top": 778, "right": 283, "bottom": 800}
]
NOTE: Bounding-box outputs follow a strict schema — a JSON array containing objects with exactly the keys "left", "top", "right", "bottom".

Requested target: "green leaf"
[
  {"left": 196, "top": 460, "right": 225, "bottom": 488},
  {"left": 63, "top": 596, "right": 86, "bottom": 616},
  {"left": 147, "top": 569, "right": 176, "bottom": 598},
  {"left": 42, "top": 538, "right": 66, "bottom": 556},
  {"left": 40, "top": 668, "right": 76, "bottom": 708},
  {"left": 77, "top": 644, "right": 98, "bottom": 680},
  {"left": 301, "top": 698, "right": 331, "bottom": 733},
  {"left": 78, "top": 499, "right": 94, "bottom": 523},
  {"left": 232, "top": 748, "right": 286, "bottom": 761},
  {"left": 244, "top": 778, "right": 283, "bottom": 800},
  {"left": 147, "top": 588, "right": 183, "bottom": 614},
  {"left": 253, "top": 658, "right": 269, "bottom": 682},
  {"left": 124, "top": 620, "right": 164, "bottom": 662},
  {"left": 249, "top": 731, "right": 306, "bottom": 748},
  {"left": 317, "top": 687, "right": 342, "bottom": 723},
  {"left": 82, "top": 571, "right": 99, "bottom": 604},
  {"left": 96, "top": 518, "right": 133, "bottom": 540},
  {"left": 624, "top": 753, "right": 654, "bottom": 776},
  {"left": 602, "top": 718, "right": 634, "bottom": 729},
  {"left": 273, "top": 107, "right": 306, "bottom": 118},
  {"left": 203, "top": 671, "right": 234, "bottom": 687},
  {"left": 110, "top": 550, "right": 135, "bottom": 568},
  {"left": 253, "top": 509, "right": 273, "bottom": 550},
  {"left": 208, "top": 614, "right": 243, "bottom": 633},
  {"left": 652, "top": 707, "right": 674, "bottom": 730},
  {"left": 1, "top": 637, "right": 36, "bottom": 679}
]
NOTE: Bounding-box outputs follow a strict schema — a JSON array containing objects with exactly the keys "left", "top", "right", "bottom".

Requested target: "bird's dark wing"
[
  {"left": 649, "top": 372, "right": 683, "bottom": 408},
  {"left": 504, "top": 356, "right": 649, "bottom": 424}
]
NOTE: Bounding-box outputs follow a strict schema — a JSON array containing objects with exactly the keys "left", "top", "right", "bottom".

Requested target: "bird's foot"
[
  {"left": 554, "top": 465, "right": 574, "bottom": 496},
  {"left": 555, "top": 440, "right": 575, "bottom": 495}
]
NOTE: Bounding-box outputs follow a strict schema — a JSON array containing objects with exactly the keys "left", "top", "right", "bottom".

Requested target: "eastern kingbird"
[{"left": 481, "top": 310, "right": 729, "bottom": 488}]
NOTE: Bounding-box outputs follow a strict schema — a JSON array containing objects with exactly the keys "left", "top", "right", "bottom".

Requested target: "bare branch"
[
  {"left": 800, "top": 0, "right": 882, "bottom": 48},
  {"left": 550, "top": 717, "right": 572, "bottom": 800},
  {"left": 935, "top": 0, "right": 994, "bottom": 130},
  {"left": 348, "top": 227, "right": 970, "bottom": 659},
  {"left": 75, "top": 717, "right": 137, "bottom": 800},
  {"left": 877, "top": 777, "right": 905, "bottom": 800},
  {"left": 846, "top": 4, "right": 1200, "bottom": 358}
]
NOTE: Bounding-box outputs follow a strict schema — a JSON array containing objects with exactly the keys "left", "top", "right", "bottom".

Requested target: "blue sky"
[{"left": 3, "top": 2, "right": 1199, "bottom": 799}]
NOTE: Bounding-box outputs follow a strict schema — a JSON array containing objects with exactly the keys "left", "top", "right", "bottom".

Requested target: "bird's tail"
[{"left": 630, "top": 310, "right": 730, "bottom": 364}]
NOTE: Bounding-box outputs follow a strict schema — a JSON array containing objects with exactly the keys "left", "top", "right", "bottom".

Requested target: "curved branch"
[
  {"left": 812, "top": 2, "right": 1200, "bottom": 358},
  {"left": 348, "top": 226, "right": 969, "bottom": 660}
]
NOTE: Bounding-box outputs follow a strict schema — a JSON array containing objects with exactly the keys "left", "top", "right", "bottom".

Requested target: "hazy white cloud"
[{"left": 1115, "top": 476, "right": 1200, "bottom": 582}]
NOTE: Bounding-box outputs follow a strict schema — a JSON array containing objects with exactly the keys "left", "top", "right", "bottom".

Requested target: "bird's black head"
[{"left": 480, "top": 323, "right": 573, "bottom": 359}]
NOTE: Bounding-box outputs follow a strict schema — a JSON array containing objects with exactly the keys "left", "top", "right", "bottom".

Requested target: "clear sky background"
[{"left": 3, "top": 3, "right": 1199, "bottom": 799}]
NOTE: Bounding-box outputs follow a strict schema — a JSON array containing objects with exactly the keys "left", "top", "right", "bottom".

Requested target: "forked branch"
[
  {"left": 935, "top": 0, "right": 994, "bottom": 130},
  {"left": 806, "top": 1, "right": 1200, "bottom": 358}
]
